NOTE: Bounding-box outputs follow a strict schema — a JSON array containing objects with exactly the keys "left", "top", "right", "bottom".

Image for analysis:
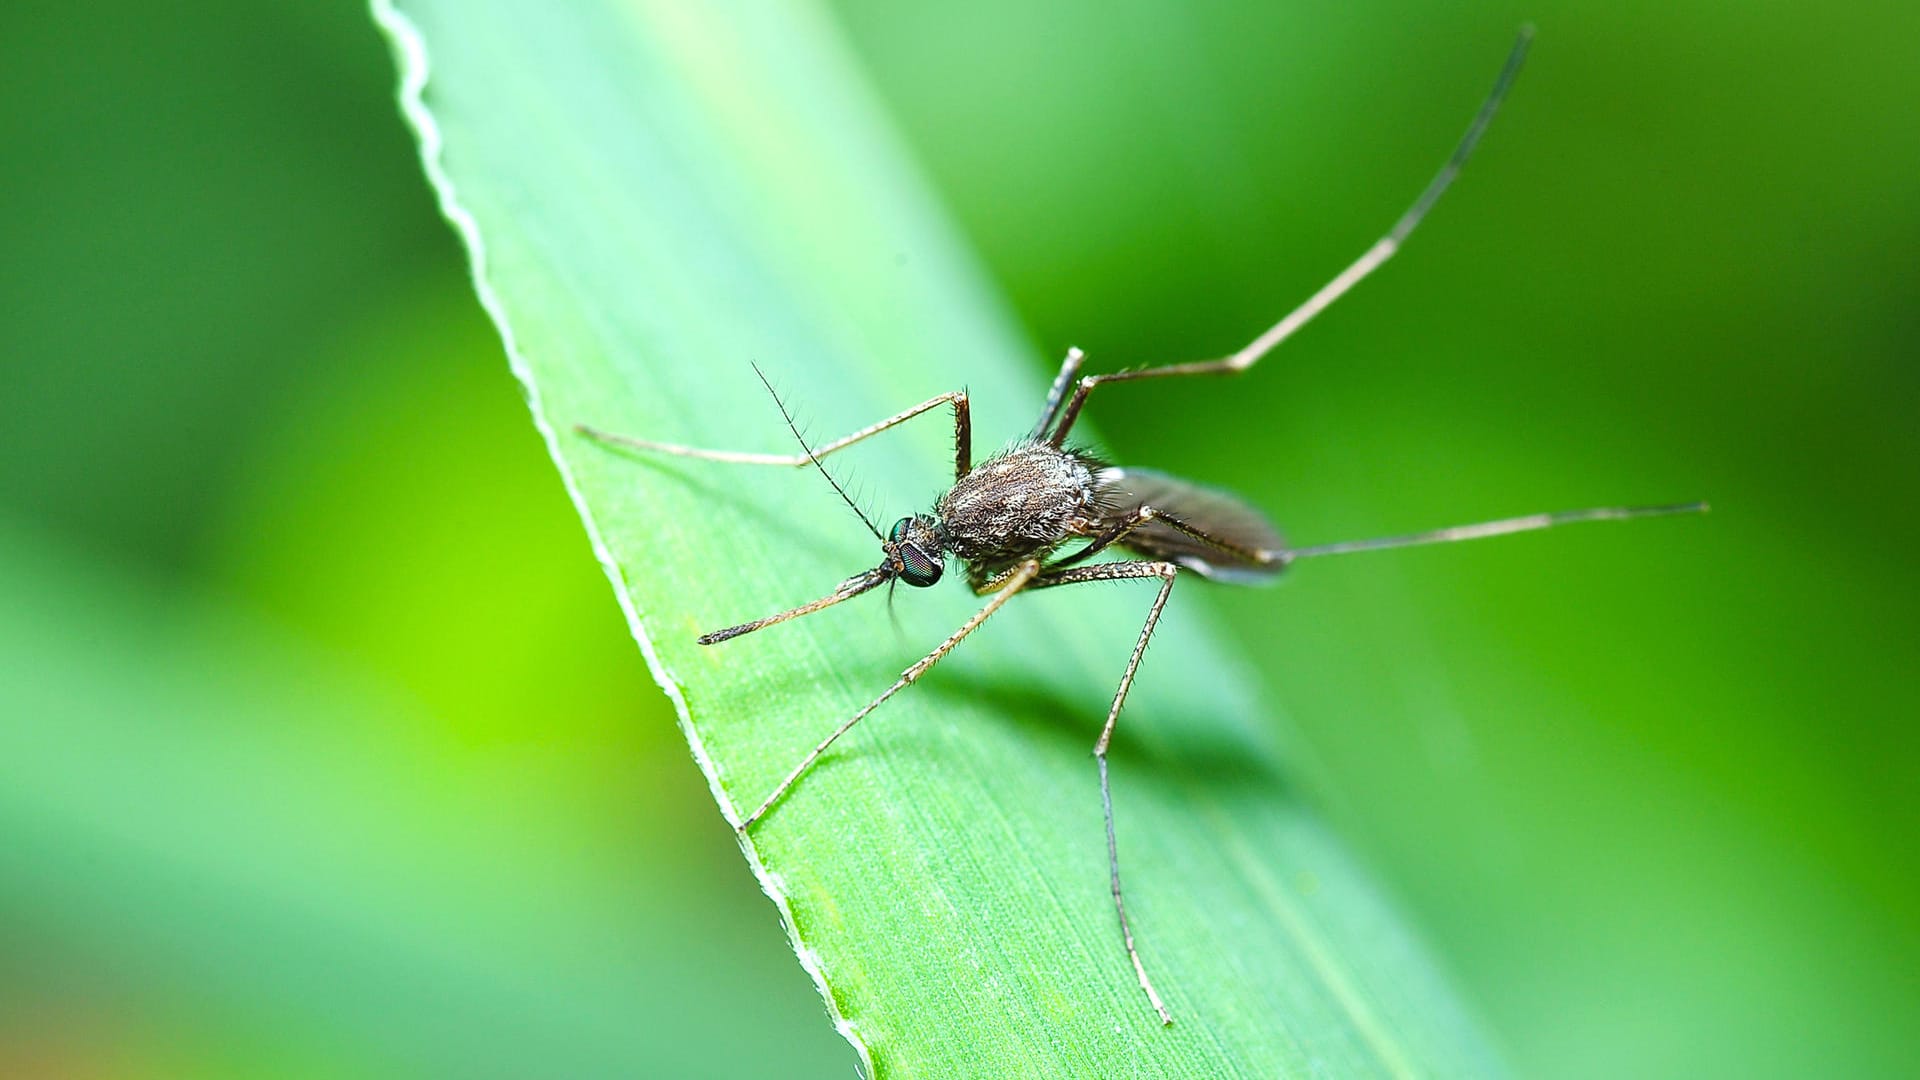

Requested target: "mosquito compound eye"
[
  {"left": 898, "top": 542, "right": 943, "bottom": 587},
  {"left": 888, "top": 517, "right": 913, "bottom": 544}
]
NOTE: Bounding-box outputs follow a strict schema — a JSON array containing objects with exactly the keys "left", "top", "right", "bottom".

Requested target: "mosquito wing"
[{"left": 1094, "top": 466, "right": 1286, "bottom": 582}]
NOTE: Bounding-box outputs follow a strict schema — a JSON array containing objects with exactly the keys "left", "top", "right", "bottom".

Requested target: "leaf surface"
[{"left": 376, "top": 1, "right": 1506, "bottom": 1074}]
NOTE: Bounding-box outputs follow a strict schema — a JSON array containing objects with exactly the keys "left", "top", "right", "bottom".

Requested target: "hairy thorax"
[{"left": 936, "top": 440, "right": 1098, "bottom": 568}]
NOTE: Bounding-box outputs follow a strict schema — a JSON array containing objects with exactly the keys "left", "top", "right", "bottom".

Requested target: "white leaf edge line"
[{"left": 366, "top": 2, "right": 873, "bottom": 1073}]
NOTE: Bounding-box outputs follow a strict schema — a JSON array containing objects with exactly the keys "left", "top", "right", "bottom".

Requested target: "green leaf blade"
[{"left": 377, "top": 1, "right": 1507, "bottom": 1074}]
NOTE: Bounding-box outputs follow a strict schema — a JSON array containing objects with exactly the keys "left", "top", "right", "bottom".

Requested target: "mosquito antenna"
[
  {"left": 751, "top": 363, "right": 884, "bottom": 541},
  {"left": 1286, "top": 501, "right": 1707, "bottom": 562}
]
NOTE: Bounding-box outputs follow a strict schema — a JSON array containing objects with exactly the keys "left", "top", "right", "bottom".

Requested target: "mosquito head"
[{"left": 883, "top": 514, "right": 946, "bottom": 588}]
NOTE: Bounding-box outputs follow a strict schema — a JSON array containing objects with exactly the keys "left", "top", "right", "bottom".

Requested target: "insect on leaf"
[{"left": 375, "top": 0, "right": 1509, "bottom": 1075}]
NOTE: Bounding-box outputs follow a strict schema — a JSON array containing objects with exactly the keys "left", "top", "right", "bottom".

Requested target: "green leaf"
[{"left": 376, "top": 1, "right": 1507, "bottom": 1074}]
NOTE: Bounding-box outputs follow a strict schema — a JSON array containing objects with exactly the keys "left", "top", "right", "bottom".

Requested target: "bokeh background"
[{"left": 2, "top": 1, "right": 1913, "bottom": 1077}]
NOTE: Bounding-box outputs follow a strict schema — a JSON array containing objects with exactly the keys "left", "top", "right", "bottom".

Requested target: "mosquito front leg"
[
  {"left": 737, "top": 559, "right": 1041, "bottom": 831},
  {"left": 1032, "top": 559, "right": 1182, "bottom": 1025},
  {"left": 1045, "top": 29, "right": 1532, "bottom": 446},
  {"left": 578, "top": 388, "right": 971, "bottom": 476}
]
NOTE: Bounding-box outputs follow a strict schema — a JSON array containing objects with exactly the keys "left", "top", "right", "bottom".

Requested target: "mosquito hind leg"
[
  {"left": 1045, "top": 29, "right": 1533, "bottom": 446},
  {"left": 1049, "top": 505, "right": 1281, "bottom": 572},
  {"left": 1028, "top": 346, "right": 1086, "bottom": 441},
  {"left": 1033, "top": 559, "right": 1182, "bottom": 1025}
]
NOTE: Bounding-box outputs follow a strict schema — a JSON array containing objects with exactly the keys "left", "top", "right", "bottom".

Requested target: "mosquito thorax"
[{"left": 885, "top": 514, "right": 946, "bottom": 587}]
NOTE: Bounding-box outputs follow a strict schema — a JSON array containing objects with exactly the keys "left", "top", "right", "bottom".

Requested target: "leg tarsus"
[
  {"left": 1045, "top": 32, "right": 1531, "bottom": 445},
  {"left": 1039, "top": 560, "right": 1180, "bottom": 1023},
  {"left": 578, "top": 390, "right": 971, "bottom": 470},
  {"left": 1100, "top": 753, "right": 1172, "bottom": 1025},
  {"left": 737, "top": 559, "right": 1039, "bottom": 830}
]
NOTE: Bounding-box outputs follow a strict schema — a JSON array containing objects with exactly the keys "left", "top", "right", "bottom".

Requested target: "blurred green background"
[{"left": 1, "top": 1, "right": 1912, "bottom": 1077}]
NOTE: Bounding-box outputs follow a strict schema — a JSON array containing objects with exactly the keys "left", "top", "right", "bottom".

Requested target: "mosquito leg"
[
  {"left": 1046, "top": 29, "right": 1533, "bottom": 446},
  {"left": 578, "top": 389, "right": 971, "bottom": 476},
  {"left": 1032, "top": 559, "right": 1182, "bottom": 1025},
  {"left": 738, "top": 560, "right": 1041, "bottom": 831},
  {"left": 1028, "top": 347, "right": 1087, "bottom": 441},
  {"left": 1145, "top": 511, "right": 1283, "bottom": 567},
  {"left": 1047, "top": 507, "right": 1155, "bottom": 571},
  {"left": 949, "top": 388, "right": 974, "bottom": 480},
  {"left": 967, "top": 556, "right": 1065, "bottom": 595},
  {"left": 1050, "top": 506, "right": 1280, "bottom": 572},
  {"left": 1285, "top": 500, "right": 1709, "bottom": 561}
]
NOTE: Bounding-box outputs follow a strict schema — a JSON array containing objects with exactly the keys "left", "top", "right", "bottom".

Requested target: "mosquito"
[{"left": 578, "top": 27, "right": 1704, "bottom": 1025}]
